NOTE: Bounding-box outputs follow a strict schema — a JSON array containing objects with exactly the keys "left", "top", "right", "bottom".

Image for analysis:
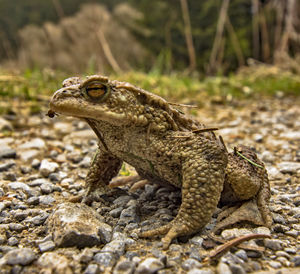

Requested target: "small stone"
[
  {"left": 264, "top": 239, "right": 282, "bottom": 251},
  {"left": 2, "top": 248, "right": 36, "bottom": 265},
  {"left": 235, "top": 250, "right": 248, "bottom": 261},
  {"left": 278, "top": 161, "right": 300, "bottom": 174},
  {"left": 27, "top": 196, "right": 40, "bottom": 205},
  {"left": 0, "top": 161, "right": 15, "bottom": 172},
  {"left": 187, "top": 269, "right": 214, "bottom": 274},
  {"left": 20, "top": 150, "right": 39, "bottom": 162},
  {"left": 39, "top": 159, "right": 59, "bottom": 177},
  {"left": 8, "top": 237, "right": 19, "bottom": 246},
  {"left": 4, "top": 172, "right": 17, "bottom": 181},
  {"left": 79, "top": 248, "right": 94, "bottom": 263},
  {"left": 268, "top": 261, "right": 282, "bottom": 269},
  {"left": 293, "top": 256, "right": 300, "bottom": 267},
  {"left": 135, "top": 257, "right": 164, "bottom": 274},
  {"left": 216, "top": 262, "right": 232, "bottom": 274},
  {"left": 39, "top": 195, "right": 56, "bottom": 205},
  {"left": 109, "top": 207, "right": 123, "bottom": 218},
  {"left": 113, "top": 260, "right": 135, "bottom": 274},
  {"left": 253, "top": 226, "right": 271, "bottom": 235},
  {"left": 8, "top": 182, "right": 31, "bottom": 193},
  {"left": 221, "top": 228, "right": 252, "bottom": 240},
  {"left": 37, "top": 252, "right": 72, "bottom": 273},
  {"left": 261, "top": 151, "right": 275, "bottom": 163},
  {"left": 285, "top": 229, "right": 299, "bottom": 238},
  {"left": 84, "top": 264, "right": 102, "bottom": 274},
  {"left": 0, "top": 117, "right": 13, "bottom": 131},
  {"left": 40, "top": 182, "right": 55, "bottom": 194},
  {"left": 38, "top": 241, "right": 55, "bottom": 252},
  {"left": 9, "top": 223, "right": 25, "bottom": 232},
  {"left": 229, "top": 264, "right": 246, "bottom": 274},
  {"left": 47, "top": 202, "right": 111, "bottom": 248},
  {"left": 0, "top": 147, "right": 16, "bottom": 159},
  {"left": 189, "top": 236, "right": 204, "bottom": 246},
  {"left": 94, "top": 252, "right": 116, "bottom": 267},
  {"left": 113, "top": 195, "right": 133, "bottom": 207},
  {"left": 102, "top": 239, "right": 126, "bottom": 258},
  {"left": 182, "top": 258, "right": 202, "bottom": 271},
  {"left": 19, "top": 138, "right": 45, "bottom": 150},
  {"left": 31, "top": 159, "right": 40, "bottom": 169}
]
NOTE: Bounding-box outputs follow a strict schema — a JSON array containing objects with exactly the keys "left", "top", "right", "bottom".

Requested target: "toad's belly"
[{"left": 115, "top": 150, "right": 182, "bottom": 188}]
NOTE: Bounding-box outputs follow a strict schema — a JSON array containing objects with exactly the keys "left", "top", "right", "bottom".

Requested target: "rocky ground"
[{"left": 0, "top": 95, "right": 299, "bottom": 274}]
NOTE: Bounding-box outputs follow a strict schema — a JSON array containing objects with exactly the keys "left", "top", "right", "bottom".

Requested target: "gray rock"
[
  {"left": 94, "top": 252, "right": 116, "bottom": 267},
  {"left": 135, "top": 257, "right": 164, "bottom": 274},
  {"left": 268, "top": 261, "right": 282, "bottom": 269},
  {"left": 102, "top": 239, "right": 126, "bottom": 258},
  {"left": 79, "top": 248, "right": 94, "bottom": 263},
  {"left": 113, "top": 260, "right": 135, "bottom": 274},
  {"left": 216, "top": 262, "right": 232, "bottom": 274},
  {"left": 182, "top": 258, "right": 202, "bottom": 271},
  {"left": 293, "top": 256, "right": 300, "bottom": 267},
  {"left": 118, "top": 205, "right": 139, "bottom": 225},
  {"left": 189, "top": 235, "right": 204, "bottom": 246},
  {"left": 8, "top": 223, "right": 25, "bottom": 232},
  {"left": 1, "top": 248, "right": 36, "bottom": 265},
  {"left": 84, "top": 264, "right": 102, "bottom": 274},
  {"left": 228, "top": 264, "right": 246, "bottom": 274},
  {"left": 38, "top": 241, "right": 55, "bottom": 252},
  {"left": 39, "top": 195, "right": 56, "bottom": 205},
  {"left": 27, "top": 196, "right": 40, "bottom": 205},
  {"left": 264, "top": 239, "right": 282, "bottom": 251},
  {"left": 37, "top": 252, "right": 72, "bottom": 273},
  {"left": 278, "top": 161, "right": 300, "bottom": 174},
  {"left": 235, "top": 250, "right": 248, "bottom": 261},
  {"left": 261, "top": 151, "right": 275, "bottom": 163},
  {"left": 0, "top": 117, "right": 13, "bottom": 131},
  {"left": 7, "top": 237, "right": 19, "bottom": 246},
  {"left": 47, "top": 202, "right": 111, "bottom": 248},
  {"left": 26, "top": 212, "right": 49, "bottom": 225},
  {"left": 113, "top": 195, "right": 133, "bottom": 207},
  {"left": 19, "top": 150, "right": 39, "bottom": 162},
  {"left": 8, "top": 182, "right": 31, "bottom": 193},
  {"left": 19, "top": 138, "right": 45, "bottom": 150},
  {"left": 187, "top": 269, "right": 214, "bottom": 274},
  {"left": 40, "top": 181, "right": 55, "bottom": 194},
  {"left": 0, "top": 161, "right": 15, "bottom": 172},
  {"left": 39, "top": 159, "right": 59, "bottom": 177},
  {"left": 221, "top": 228, "right": 252, "bottom": 240},
  {"left": 0, "top": 147, "right": 16, "bottom": 159}
]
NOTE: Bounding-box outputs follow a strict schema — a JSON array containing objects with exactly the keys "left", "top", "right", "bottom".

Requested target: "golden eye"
[{"left": 84, "top": 83, "right": 110, "bottom": 101}]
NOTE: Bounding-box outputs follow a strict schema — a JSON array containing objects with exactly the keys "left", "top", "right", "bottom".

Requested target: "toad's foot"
[
  {"left": 140, "top": 221, "right": 192, "bottom": 250},
  {"left": 109, "top": 175, "right": 150, "bottom": 192},
  {"left": 213, "top": 199, "right": 271, "bottom": 233},
  {"left": 82, "top": 185, "right": 111, "bottom": 205}
]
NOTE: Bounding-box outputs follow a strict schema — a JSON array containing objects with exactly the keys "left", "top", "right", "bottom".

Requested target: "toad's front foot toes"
[{"left": 82, "top": 187, "right": 109, "bottom": 205}]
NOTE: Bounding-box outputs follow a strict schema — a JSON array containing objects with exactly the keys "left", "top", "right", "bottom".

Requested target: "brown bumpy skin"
[{"left": 48, "top": 75, "right": 272, "bottom": 249}]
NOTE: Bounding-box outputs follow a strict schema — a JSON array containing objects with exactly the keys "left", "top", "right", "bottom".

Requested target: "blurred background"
[{"left": 0, "top": 0, "right": 299, "bottom": 106}]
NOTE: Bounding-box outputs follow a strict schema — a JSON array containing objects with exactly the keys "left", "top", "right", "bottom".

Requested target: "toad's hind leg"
[{"left": 140, "top": 146, "right": 227, "bottom": 249}]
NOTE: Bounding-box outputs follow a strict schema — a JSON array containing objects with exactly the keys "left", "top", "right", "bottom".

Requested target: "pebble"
[
  {"left": 38, "top": 240, "right": 56, "bottom": 252},
  {"left": 268, "top": 261, "right": 282, "bottom": 269},
  {"left": 187, "top": 269, "right": 214, "bottom": 274},
  {"left": 0, "top": 161, "right": 15, "bottom": 172},
  {"left": 216, "top": 262, "right": 232, "bottom": 274},
  {"left": 39, "top": 195, "right": 56, "bottom": 205},
  {"left": 278, "top": 161, "right": 300, "bottom": 174},
  {"left": 84, "top": 264, "right": 102, "bottom": 274},
  {"left": 135, "top": 257, "right": 164, "bottom": 274},
  {"left": 182, "top": 258, "right": 202, "bottom": 271},
  {"left": 0, "top": 147, "right": 17, "bottom": 159},
  {"left": 94, "top": 252, "right": 116, "bottom": 267},
  {"left": 113, "top": 260, "right": 136, "bottom": 274},
  {"left": 0, "top": 248, "right": 36, "bottom": 265},
  {"left": 39, "top": 159, "right": 59, "bottom": 177},
  {"left": 19, "top": 138, "right": 45, "bottom": 150},
  {"left": 47, "top": 202, "right": 112, "bottom": 248},
  {"left": 37, "top": 252, "right": 72, "bottom": 273},
  {"left": 0, "top": 117, "right": 13, "bottom": 131},
  {"left": 19, "top": 149, "right": 40, "bottom": 162}
]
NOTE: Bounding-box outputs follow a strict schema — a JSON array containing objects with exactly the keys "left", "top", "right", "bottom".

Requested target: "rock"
[
  {"left": 8, "top": 223, "right": 25, "bottom": 232},
  {"left": 94, "top": 252, "right": 116, "bottom": 267},
  {"left": 264, "top": 239, "right": 282, "bottom": 251},
  {"left": 187, "top": 269, "right": 214, "bottom": 274},
  {"left": 0, "top": 117, "right": 13, "bottom": 131},
  {"left": 278, "top": 162, "right": 300, "bottom": 174},
  {"left": 0, "top": 147, "right": 16, "bottom": 159},
  {"left": 84, "top": 263, "right": 102, "bottom": 274},
  {"left": 19, "top": 138, "right": 45, "bottom": 150},
  {"left": 38, "top": 240, "right": 55, "bottom": 252},
  {"left": 280, "top": 131, "right": 300, "bottom": 140},
  {"left": 7, "top": 237, "right": 18, "bottom": 246},
  {"left": 8, "top": 182, "right": 31, "bottom": 194},
  {"left": 79, "top": 248, "right": 94, "bottom": 263},
  {"left": 228, "top": 264, "right": 246, "bottom": 274},
  {"left": 216, "top": 262, "right": 232, "bottom": 274},
  {"left": 1, "top": 248, "right": 36, "bottom": 265},
  {"left": 47, "top": 202, "right": 112, "bottom": 248},
  {"left": 268, "top": 261, "right": 282, "bottom": 269},
  {"left": 221, "top": 228, "right": 252, "bottom": 240},
  {"left": 261, "top": 150, "right": 275, "bottom": 163},
  {"left": 113, "top": 260, "right": 135, "bottom": 274},
  {"left": 102, "top": 239, "right": 126, "bottom": 258},
  {"left": 135, "top": 257, "right": 164, "bottom": 274},
  {"left": 39, "top": 159, "right": 59, "bottom": 177},
  {"left": 235, "top": 250, "right": 248, "bottom": 261},
  {"left": 189, "top": 236, "right": 204, "bottom": 247},
  {"left": 0, "top": 161, "right": 15, "bottom": 172},
  {"left": 182, "top": 258, "right": 202, "bottom": 271},
  {"left": 19, "top": 150, "right": 40, "bottom": 162},
  {"left": 39, "top": 195, "right": 56, "bottom": 205},
  {"left": 37, "top": 252, "right": 72, "bottom": 274}
]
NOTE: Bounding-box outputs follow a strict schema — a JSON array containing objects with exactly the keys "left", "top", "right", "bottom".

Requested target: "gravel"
[{"left": 0, "top": 97, "right": 299, "bottom": 273}]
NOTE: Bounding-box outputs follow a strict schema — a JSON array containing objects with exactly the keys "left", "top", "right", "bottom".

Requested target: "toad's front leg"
[
  {"left": 82, "top": 148, "right": 123, "bottom": 204},
  {"left": 140, "top": 144, "right": 227, "bottom": 249}
]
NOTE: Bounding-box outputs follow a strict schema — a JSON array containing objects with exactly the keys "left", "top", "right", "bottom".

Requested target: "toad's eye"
[{"left": 84, "top": 83, "right": 110, "bottom": 101}]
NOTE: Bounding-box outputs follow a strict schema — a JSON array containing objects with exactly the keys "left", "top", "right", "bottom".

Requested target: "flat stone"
[
  {"left": 278, "top": 162, "right": 300, "bottom": 174},
  {"left": 1, "top": 248, "right": 36, "bottom": 265},
  {"left": 20, "top": 150, "right": 40, "bottom": 162},
  {"left": 39, "top": 159, "right": 59, "bottom": 177},
  {"left": 182, "top": 258, "right": 202, "bottom": 271},
  {"left": 221, "top": 228, "right": 252, "bottom": 240},
  {"left": 84, "top": 264, "right": 102, "bottom": 274},
  {"left": 264, "top": 239, "right": 282, "bottom": 251},
  {"left": 39, "top": 195, "right": 56, "bottom": 205},
  {"left": 38, "top": 241, "right": 56, "bottom": 252},
  {"left": 47, "top": 202, "right": 111, "bottom": 248},
  {"left": 216, "top": 262, "right": 232, "bottom": 274},
  {"left": 0, "top": 161, "right": 15, "bottom": 172},
  {"left": 187, "top": 269, "right": 214, "bottom": 274},
  {"left": 113, "top": 260, "right": 135, "bottom": 274},
  {"left": 37, "top": 252, "right": 72, "bottom": 273},
  {"left": 0, "top": 117, "right": 13, "bottom": 131},
  {"left": 94, "top": 252, "right": 116, "bottom": 267},
  {"left": 0, "top": 147, "right": 16, "bottom": 159},
  {"left": 135, "top": 257, "right": 164, "bottom": 274},
  {"left": 19, "top": 138, "right": 45, "bottom": 150},
  {"left": 8, "top": 182, "right": 31, "bottom": 193}
]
